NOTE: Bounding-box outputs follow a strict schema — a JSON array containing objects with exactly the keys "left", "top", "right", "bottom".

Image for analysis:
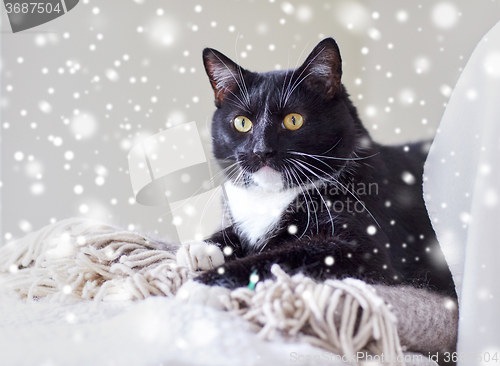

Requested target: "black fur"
[{"left": 196, "top": 38, "right": 456, "bottom": 298}]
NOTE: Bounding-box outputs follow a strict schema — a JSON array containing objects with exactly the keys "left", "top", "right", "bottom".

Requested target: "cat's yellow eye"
[
  {"left": 234, "top": 116, "right": 253, "bottom": 133},
  {"left": 283, "top": 113, "right": 304, "bottom": 130}
]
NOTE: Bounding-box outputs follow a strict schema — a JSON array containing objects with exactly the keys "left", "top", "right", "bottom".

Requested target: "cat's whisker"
[
  {"left": 281, "top": 42, "right": 311, "bottom": 108},
  {"left": 283, "top": 71, "right": 314, "bottom": 107},
  {"left": 284, "top": 165, "right": 311, "bottom": 240},
  {"left": 288, "top": 150, "right": 380, "bottom": 162},
  {"left": 229, "top": 92, "right": 252, "bottom": 114},
  {"left": 319, "top": 139, "right": 342, "bottom": 156},
  {"left": 287, "top": 162, "right": 319, "bottom": 237},
  {"left": 283, "top": 47, "right": 326, "bottom": 107},
  {"left": 159, "top": 171, "right": 229, "bottom": 219},
  {"left": 211, "top": 89, "right": 250, "bottom": 114},
  {"left": 209, "top": 50, "right": 251, "bottom": 112},
  {"left": 292, "top": 158, "right": 381, "bottom": 228},
  {"left": 204, "top": 116, "right": 214, "bottom": 143},
  {"left": 237, "top": 67, "right": 251, "bottom": 107},
  {"left": 234, "top": 35, "right": 251, "bottom": 107},
  {"left": 288, "top": 153, "right": 347, "bottom": 182},
  {"left": 238, "top": 165, "right": 254, "bottom": 187},
  {"left": 213, "top": 161, "right": 242, "bottom": 189},
  {"left": 286, "top": 158, "right": 334, "bottom": 236},
  {"left": 283, "top": 164, "right": 294, "bottom": 190},
  {"left": 289, "top": 152, "right": 353, "bottom": 186},
  {"left": 292, "top": 156, "right": 350, "bottom": 191},
  {"left": 207, "top": 159, "right": 238, "bottom": 179},
  {"left": 276, "top": 86, "right": 285, "bottom": 110},
  {"left": 220, "top": 199, "right": 234, "bottom": 246},
  {"left": 280, "top": 68, "right": 294, "bottom": 109},
  {"left": 207, "top": 155, "right": 236, "bottom": 163},
  {"left": 156, "top": 160, "right": 239, "bottom": 221},
  {"left": 229, "top": 166, "right": 245, "bottom": 186},
  {"left": 278, "top": 52, "right": 292, "bottom": 109},
  {"left": 192, "top": 185, "right": 224, "bottom": 233},
  {"left": 182, "top": 162, "right": 234, "bottom": 226},
  {"left": 283, "top": 166, "right": 303, "bottom": 222},
  {"left": 230, "top": 166, "right": 253, "bottom": 187},
  {"left": 286, "top": 159, "right": 335, "bottom": 236},
  {"left": 209, "top": 162, "right": 240, "bottom": 187},
  {"left": 200, "top": 165, "right": 247, "bottom": 232}
]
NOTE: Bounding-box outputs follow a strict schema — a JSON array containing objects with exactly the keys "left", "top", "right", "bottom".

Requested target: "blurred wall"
[{"left": 1, "top": 0, "right": 499, "bottom": 242}]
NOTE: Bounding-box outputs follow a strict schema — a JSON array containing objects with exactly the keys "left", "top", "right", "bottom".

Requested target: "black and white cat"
[{"left": 176, "top": 38, "right": 455, "bottom": 306}]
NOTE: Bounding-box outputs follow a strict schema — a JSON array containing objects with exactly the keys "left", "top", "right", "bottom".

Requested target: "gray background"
[{"left": 1, "top": 0, "right": 500, "bottom": 243}]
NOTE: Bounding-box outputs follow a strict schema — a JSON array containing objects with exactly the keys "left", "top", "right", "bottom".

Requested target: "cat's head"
[{"left": 203, "top": 38, "right": 369, "bottom": 191}]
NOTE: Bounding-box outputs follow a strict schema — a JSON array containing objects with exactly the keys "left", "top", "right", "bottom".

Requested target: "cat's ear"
[
  {"left": 296, "top": 38, "right": 342, "bottom": 99},
  {"left": 203, "top": 48, "right": 246, "bottom": 107}
]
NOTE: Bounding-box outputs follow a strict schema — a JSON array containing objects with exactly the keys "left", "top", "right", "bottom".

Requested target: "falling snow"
[
  {"left": 2, "top": 0, "right": 500, "bottom": 255},
  {"left": 367, "top": 225, "right": 377, "bottom": 235},
  {"left": 288, "top": 225, "right": 298, "bottom": 235},
  {"left": 401, "top": 171, "right": 416, "bottom": 185},
  {"left": 324, "top": 256, "right": 334, "bottom": 266},
  {"left": 431, "top": 2, "right": 460, "bottom": 29}
]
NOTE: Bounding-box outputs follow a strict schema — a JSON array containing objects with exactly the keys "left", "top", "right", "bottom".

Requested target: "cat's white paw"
[
  {"left": 176, "top": 240, "right": 224, "bottom": 271},
  {"left": 176, "top": 280, "right": 230, "bottom": 310}
]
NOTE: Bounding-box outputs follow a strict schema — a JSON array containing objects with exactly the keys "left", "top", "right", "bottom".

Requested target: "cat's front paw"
[
  {"left": 176, "top": 279, "right": 230, "bottom": 310},
  {"left": 176, "top": 240, "right": 225, "bottom": 271}
]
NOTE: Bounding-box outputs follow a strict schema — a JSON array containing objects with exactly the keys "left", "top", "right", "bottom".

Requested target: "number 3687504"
[{"left": 5, "top": 2, "right": 62, "bottom": 14}]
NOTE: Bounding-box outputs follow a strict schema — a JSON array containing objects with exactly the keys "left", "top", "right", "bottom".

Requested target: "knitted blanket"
[{"left": 0, "top": 218, "right": 458, "bottom": 365}]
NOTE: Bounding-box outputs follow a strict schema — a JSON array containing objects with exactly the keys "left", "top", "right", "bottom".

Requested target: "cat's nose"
[{"left": 253, "top": 145, "right": 275, "bottom": 161}]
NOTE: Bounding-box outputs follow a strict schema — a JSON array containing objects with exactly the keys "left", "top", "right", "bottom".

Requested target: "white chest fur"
[{"left": 224, "top": 181, "right": 300, "bottom": 247}]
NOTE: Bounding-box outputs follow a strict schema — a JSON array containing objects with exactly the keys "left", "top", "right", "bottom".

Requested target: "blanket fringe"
[
  {"left": 0, "top": 218, "right": 191, "bottom": 302},
  {"left": 223, "top": 265, "right": 404, "bottom": 365},
  {"left": 0, "top": 218, "right": 408, "bottom": 365}
]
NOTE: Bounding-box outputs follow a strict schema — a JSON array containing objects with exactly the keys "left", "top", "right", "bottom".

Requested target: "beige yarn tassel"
[
  {"left": 0, "top": 218, "right": 424, "bottom": 365},
  {"left": 0, "top": 218, "right": 192, "bottom": 302},
  {"left": 222, "top": 265, "right": 405, "bottom": 365}
]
